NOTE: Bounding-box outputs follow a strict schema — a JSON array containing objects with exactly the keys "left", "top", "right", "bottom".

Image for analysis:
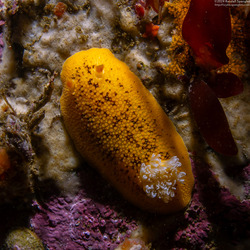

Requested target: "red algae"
[
  {"left": 142, "top": 23, "right": 159, "bottom": 38},
  {"left": 182, "top": 0, "right": 231, "bottom": 70},
  {"left": 146, "top": 0, "right": 166, "bottom": 13},
  {"left": 181, "top": 0, "right": 244, "bottom": 155},
  {"left": 0, "top": 148, "right": 10, "bottom": 178},
  {"left": 189, "top": 79, "right": 238, "bottom": 156},
  {"left": 207, "top": 72, "right": 244, "bottom": 98},
  {"left": 53, "top": 2, "right": 67, "bottom": 18}
]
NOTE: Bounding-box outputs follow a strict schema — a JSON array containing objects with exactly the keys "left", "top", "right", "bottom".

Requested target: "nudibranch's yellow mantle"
[{"left": 60, "top": 48, "right": 194, "bottom": 214}]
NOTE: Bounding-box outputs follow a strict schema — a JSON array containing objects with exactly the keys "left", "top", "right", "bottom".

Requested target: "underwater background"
[{"left": 0, "top": 0, "right": 249, "bottom": 249}]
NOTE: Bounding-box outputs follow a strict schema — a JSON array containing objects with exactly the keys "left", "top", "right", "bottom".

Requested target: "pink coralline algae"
[
  {"left": 0, "top": 1, "right": 4, "bottom": 63},
  {"left": 30, "top": 168, "right": 138, "bottom": 250},
  {"left": 173, "top": 192, "right": 212, "bottom": 249}
]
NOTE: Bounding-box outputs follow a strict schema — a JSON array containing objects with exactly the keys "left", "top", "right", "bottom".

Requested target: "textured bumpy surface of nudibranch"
[{"left": 60, "top": 48, "right": 194, "bottom": 214}]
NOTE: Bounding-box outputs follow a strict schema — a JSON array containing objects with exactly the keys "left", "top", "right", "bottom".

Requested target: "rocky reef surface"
[{"left": 0, "top": 0, "right": 249, "bottom": 249}]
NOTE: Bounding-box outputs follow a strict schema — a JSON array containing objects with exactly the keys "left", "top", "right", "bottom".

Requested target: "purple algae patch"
[
  {"left": 30, "top": 167, "right": 138, "bottom": 250},
  {"left": 0, "top": 8, "right": 4, "bottom": 63},
  {"left": 173, "top": 191, "right": 212, "bottom": 249}
]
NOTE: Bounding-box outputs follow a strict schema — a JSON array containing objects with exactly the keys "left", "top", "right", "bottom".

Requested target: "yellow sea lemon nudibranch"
[{"left": 60, "top": 48, "right": 194, "bottom": 214}]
